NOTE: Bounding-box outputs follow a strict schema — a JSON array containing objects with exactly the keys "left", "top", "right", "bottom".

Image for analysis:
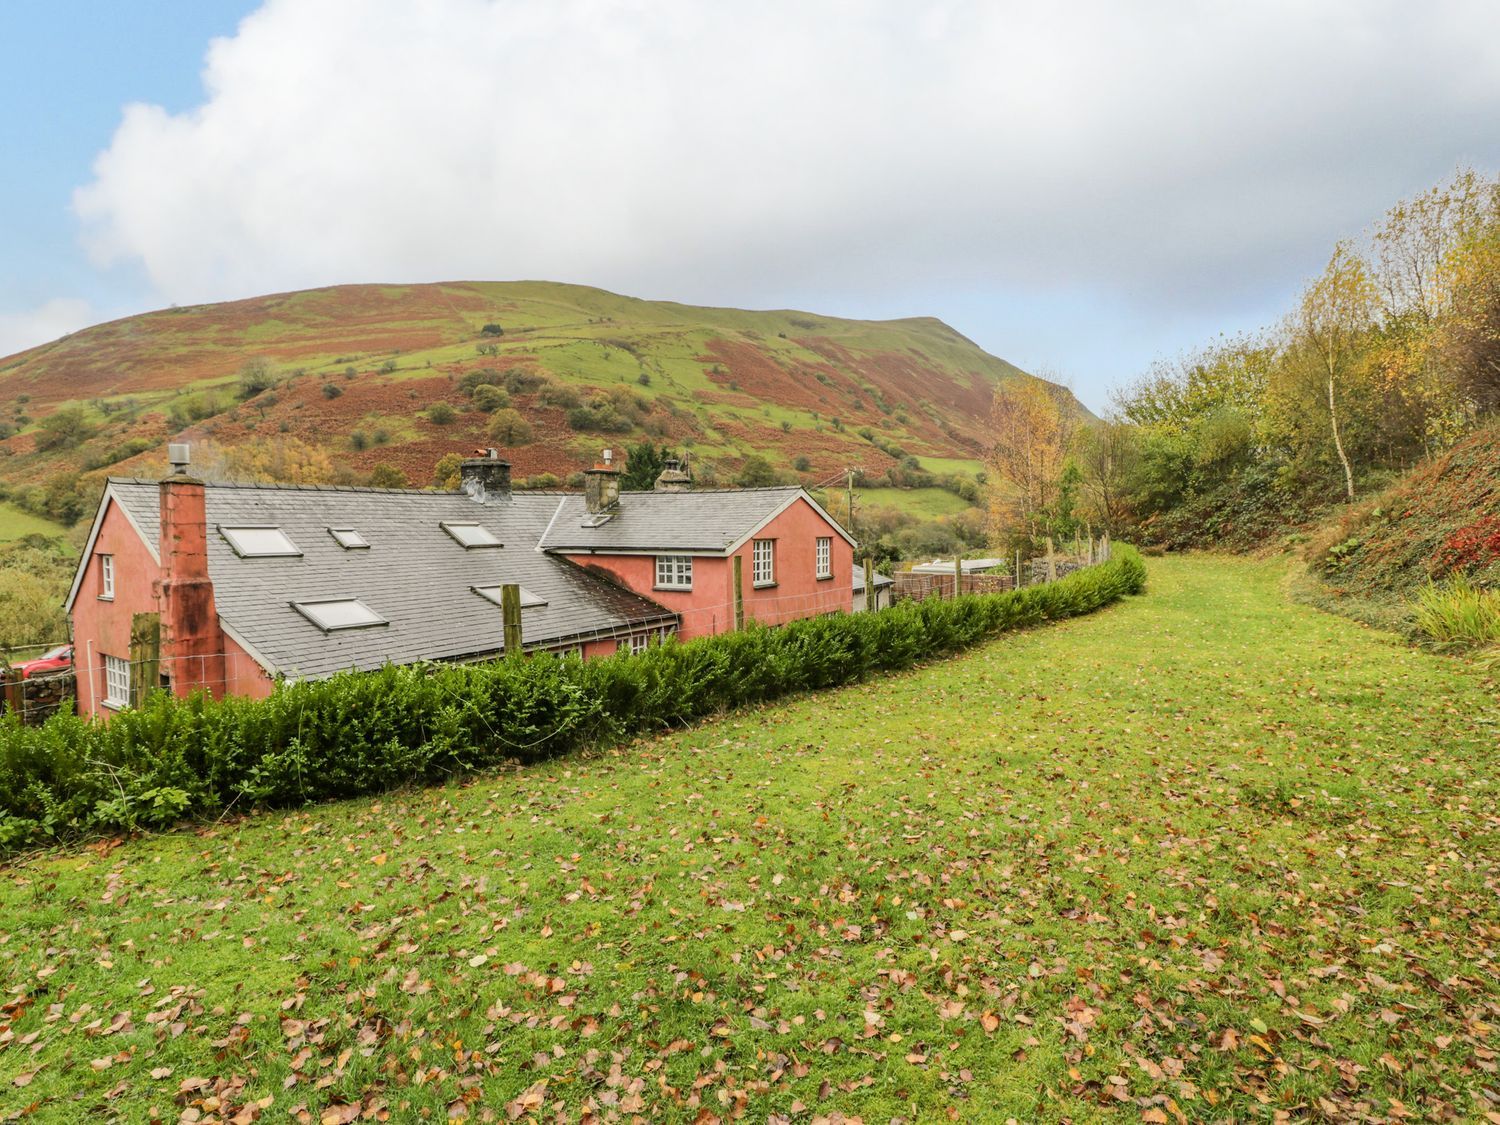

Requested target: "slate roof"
[
  {"left": 537, "top": 486, "right": 852, "bottom": 553},
  {"left": 103, "top": 480, "right": 676, "bottom": 681},
  {"left": 851, "top": 567, "right": 894, "bottom": 592}
]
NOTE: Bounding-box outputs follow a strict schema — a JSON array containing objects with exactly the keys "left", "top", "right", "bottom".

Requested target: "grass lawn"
[{"left": 1, "top": 556, "right": 1495, "bottom": 1122}]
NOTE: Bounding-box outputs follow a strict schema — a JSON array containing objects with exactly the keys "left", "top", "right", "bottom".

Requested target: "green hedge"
[{"left": 0, "top": 547, "right": 1145, "bottom": 852}]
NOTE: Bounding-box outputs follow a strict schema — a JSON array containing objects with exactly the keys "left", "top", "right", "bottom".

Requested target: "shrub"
[
  {"left": 33, "top": 407, "right": 95, "bottom": 451},
  {"left": 350, "top": 430, "right": 369, "bottom": 452},
  {"left": 793, "top": 456, "right": 811, "bottom": 472},
  {"left": 504, "top": 369, "right": 546, "bottom": 395},
  {"left": 1413, "top": 577, "right": 1500, "bottom": 648},
  {"left": 470, "top": 384, "right": 510, "bottom": 412},
  {"left": 0, "top": 548, "right": 1144, "bottom": 853},
  {"left": 426, "top": 402, "right": 457, "bottom": 425},
  {"left": 737, "top": 455, "right": 779, "bottom": 487},
  {"left": 368, "top": 463, "right": 408, "bottom": 489},
  {"left": 237, "top": 357, "right": 279, "bottom": 399},
  {"left": 488, "top": 409, "right": 533, "bottom": 445},
  {"left": 321, "top": 383, "right": 343, "bottom": 399},
  {"left": 480, "top": 323, "right": 505, "bottom": 337},
  {"left": 538, "top": 382, "right": 581, "bottom": 409}
]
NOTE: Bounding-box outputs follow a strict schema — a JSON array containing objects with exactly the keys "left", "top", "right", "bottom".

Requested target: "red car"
[{"left": 14, "top": 644, "right": 72, "bottom": 679}]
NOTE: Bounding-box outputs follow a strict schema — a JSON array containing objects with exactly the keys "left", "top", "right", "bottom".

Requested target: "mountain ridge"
[{"left": 0, "top": 280, "right": 1085, "bottom": 522}]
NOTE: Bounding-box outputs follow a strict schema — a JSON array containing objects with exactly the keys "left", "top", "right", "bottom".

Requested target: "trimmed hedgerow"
[{"left": 0, "top": 548, "right": 1145, "bottom": 852}]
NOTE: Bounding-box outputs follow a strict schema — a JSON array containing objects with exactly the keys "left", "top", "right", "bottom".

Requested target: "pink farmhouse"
[{"left": 65, "top": 449, "right": 856, "bottom": 718}]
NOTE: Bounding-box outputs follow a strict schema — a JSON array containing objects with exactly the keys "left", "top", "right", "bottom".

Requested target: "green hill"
[{"left": 0, "top": 281, "right": 1080, "bottom": 522}]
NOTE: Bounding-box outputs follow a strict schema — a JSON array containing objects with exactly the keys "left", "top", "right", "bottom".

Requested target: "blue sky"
[
  {"left": 0, "top": 2, "right": 258, "bottom": 314},
  {"left": 4, "top": 1, "right": 1498, "bottom": 413}
]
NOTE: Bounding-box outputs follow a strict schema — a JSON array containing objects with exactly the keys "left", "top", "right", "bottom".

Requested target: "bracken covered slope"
[
  {"left": 0, "top": 281, "right": 1079, "bottom": 499},
  {"left": 1310, "top": 419, "right": 1500, "bottom": 595}
]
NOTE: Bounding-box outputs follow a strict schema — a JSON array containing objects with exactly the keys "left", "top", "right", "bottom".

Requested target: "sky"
[{"left": 3, "top": 1, "right": 1499, "bottom": 413}]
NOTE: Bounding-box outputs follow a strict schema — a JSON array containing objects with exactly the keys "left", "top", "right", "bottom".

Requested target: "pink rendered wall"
[
  {"left": 734, "top": 497, "right": 854, "bottom": 627},
  {"left": 563, "top": 496, "right": 853, "bottom": 640},
  {"left": 70, "top": 500, "right": 274, "bottom": 717},
  {"left": 70, "top": 500, "right": 163, "bottom": 718}
]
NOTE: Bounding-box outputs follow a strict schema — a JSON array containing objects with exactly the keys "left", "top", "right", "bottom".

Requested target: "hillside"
[
  {"left": 0, "top": 281, "right": 1075, "bottom": 525},
  {"left": 1309, "top": 420, "right": 1500, "bottom": 597}
]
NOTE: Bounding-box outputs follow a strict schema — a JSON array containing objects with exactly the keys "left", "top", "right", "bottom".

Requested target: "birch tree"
[{"left": 1293, "top": 242, "right": 1377, "bottom": 502}]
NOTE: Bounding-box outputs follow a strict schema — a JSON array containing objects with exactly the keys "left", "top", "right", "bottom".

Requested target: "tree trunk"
[{"left": 1327, "top": 375, "right": 1355, "bottom": 502}]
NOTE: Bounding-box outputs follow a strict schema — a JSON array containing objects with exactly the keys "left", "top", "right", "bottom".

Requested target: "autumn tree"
[
  {"left": 986, "top": 379, "right": 1075, "bottom": 545},
  {"left": 1290, "top": 242, "right": 1378, "bottom": 502},
  {"left": 1074, "top": 419, "right": 1139, "bottom": 535}
]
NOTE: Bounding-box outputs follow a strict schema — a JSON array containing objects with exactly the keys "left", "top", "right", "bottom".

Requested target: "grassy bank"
[{"left": 1, "top": 556, "right": 1495, "bottom": 1122}]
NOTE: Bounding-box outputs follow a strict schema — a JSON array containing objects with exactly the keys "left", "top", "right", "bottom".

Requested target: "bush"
[
  {"left": 470, "top": 384, "right": 510, "bottom": 412},
  {"left": 480, "top": 323, "right": 505, "bottom": 337},
  {"left": 368, "top": 463, "right": 408, "bottom": 489},
  {"left": 426, "top": 402, "right": 457, "bottom": 425},
  {"left": 321, "top": 383, "right": 343, "bottom": 400},
  {"left": 0, "top": 549, "right": 1144, "bottom": 853},
  {"left": 1413, "top": 577, "right": 1500, "bottom": 648},
  {"left": 488, "top": 409, "right": 533, "bottom": 445}
]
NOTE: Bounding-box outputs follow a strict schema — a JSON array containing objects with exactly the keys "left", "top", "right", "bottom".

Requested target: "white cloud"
[
  {"left": 73, "top": 0, "right": 1500, "bottom": 325},
  {"left": 0, "top": 298, "right": 96, "bottom": 361}
]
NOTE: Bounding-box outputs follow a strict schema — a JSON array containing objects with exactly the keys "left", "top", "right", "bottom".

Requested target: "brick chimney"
[
  {"left": 460, "top": 448, "right": 512, "bottom": 502},
  {"left": 158, "top": 444, "right": 225, "bottom": 699},
  {"left": 654, "top": 456, "right": 692, "bottom": 492},
  {"left": 584, "top": 448, "right": 621, "bottom": 515}
]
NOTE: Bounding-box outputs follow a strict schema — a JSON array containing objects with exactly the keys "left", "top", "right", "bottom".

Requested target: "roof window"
[
  {"left": 329, "top": 527, "right": 369, "bottom": 550},
  {"left": 442, "top": 521, "right": 501, "bottom": 548},
  {"left": 473, "top": 585, "right": 547, "bottom": 609},
  {"left": 221, "top": 526, "right": 301, "bottom": 558},
  {"left": 292, "top": 598, "right": 388, "bottom": 632}
]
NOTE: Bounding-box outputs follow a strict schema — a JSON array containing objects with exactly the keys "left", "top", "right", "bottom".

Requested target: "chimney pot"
[{"left": 168, "top": 442, "right": 192, "bottom": 475}]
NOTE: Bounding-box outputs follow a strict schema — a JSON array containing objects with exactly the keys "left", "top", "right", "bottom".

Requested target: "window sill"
[
  {"left": 653, "top": 585, "right": 692, "bottom": 593},
  {"left": 101, "top": 698, "right": 127, "bottom": 712},
  {"left": 98, "top": 594, "right": 114, "bottom": 601},
  {"left": 752, "top": 581, "right": 777, "bottom": 590},
  {"left": 815, "top": 574, "right": 833, "bottom": 582}
]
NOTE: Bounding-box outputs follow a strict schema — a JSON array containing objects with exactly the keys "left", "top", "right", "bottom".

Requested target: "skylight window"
[
  {"left": 221, "top": 526, "right": 301, "bottom": 558},
  {"left": 292, "top": 598, "right": 387, "bottom": 632},
  {"left": 441, "top": 522, "right": 501, "bottom": 548},
  {"left": 329, "top": 527, "right": 369, "bottom": 550},
  {"left": 473, "top": 585, "right": 547, "bottom": 609}
]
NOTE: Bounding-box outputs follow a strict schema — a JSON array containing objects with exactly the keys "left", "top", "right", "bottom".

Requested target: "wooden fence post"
[
  {"left": 129, "top": 612, "right": 161, "bottom": 707},
  {"left": 732, "top": 555, "right": 745, "bottom": 630},
  {"left": 1045, "top": 537, "right": 1057, "bottom": 583},
  {"left": 863, "top": 557, "right": 875, "bottom": 612},
  {"left": 1, "top": 671, "right": 19, "bottom": 718},
  {"left": 953, "top": 556, "right": 962, "bottom": 598},
  {"left": 502, "top": 583, "right": 523, "bottom": 657}
]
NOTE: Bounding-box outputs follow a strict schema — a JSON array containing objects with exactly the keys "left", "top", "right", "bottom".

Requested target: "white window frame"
[
  {"left": 329, "top": 527, "right": 369, "bottom": 550},
  {"left": 292, "top": 598, "right": 388, "bottom": 632},
  {"left": 654, "top": 555, "right": 693, "bottom": 590},
  {"left": 102, "top": 653, "right": 130, "bottom": 710},
  {"left": 220, "top": 525, "right": 302, "bottom": 558},
  {"left": 815, "top": 537, "right": 832, "bottom": 579},
  {"left": 752, "top": 539, "right": 775, "bottom": 587},
  {"left": 99, "top": 554, "right": 115, "bottom": 600},
  {"left": 628, "top": 633, "right": 649, "bottom": 655},
  {"left": 441, "top": 521, "right": 501, "bottom": 549}
]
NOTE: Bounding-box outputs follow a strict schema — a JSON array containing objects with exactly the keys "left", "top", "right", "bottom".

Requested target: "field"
[
  {"left": 856, "top": 486, "right": 976, "bottom": 519},
  {"left": 2, "top": 556, "right": 1496, "bottom": 1122},
  {"left": 0, "top": 502, "right": 67, "bottom": 544}
]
